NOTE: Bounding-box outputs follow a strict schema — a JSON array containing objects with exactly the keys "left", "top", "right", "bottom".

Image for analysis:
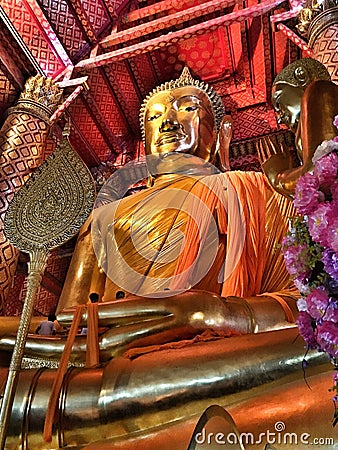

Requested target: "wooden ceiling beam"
[
  {"left": 76, "top": 0, "right": 287, "bottom": 70},
  {"left": 276, "top": 23, "right": 313, "bottom": 55},
  {"left": 23, "top": 0, "right": 72, "bottom": 68},
  {"left": 102, "top": 0, "right": 236, "bottom": 48}
]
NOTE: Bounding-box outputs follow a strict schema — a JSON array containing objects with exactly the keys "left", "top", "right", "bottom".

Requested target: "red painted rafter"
[
  {"left": 23, "top": 0, "right": 71, "bottom": 69},
  {"left": 103, "top": 0, "right": 236, "bottom": 48},
  {"left": 50, "top": 85, "right": 85, "bottom": 124},
  {"left": 276, "top": 23, "right": 313, "bottom": 55},
  {"left": 77, "top": 0, "right": 287, "bottom": 70},
  {"left": 270, "top": 5, "right": 302, "bottom": 25}
]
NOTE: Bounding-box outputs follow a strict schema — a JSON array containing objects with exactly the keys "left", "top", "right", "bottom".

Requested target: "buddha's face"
[
  {"left": 144, "top": 86, "right": 217, "bottom": 162},
  {"left": 271, "top": 82, "right": 304, "bottom": 133}
]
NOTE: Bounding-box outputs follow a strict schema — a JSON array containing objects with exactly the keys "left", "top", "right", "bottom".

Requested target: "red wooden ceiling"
[{"left": 1, "top": 0, "right": 303, "bottom": 171}]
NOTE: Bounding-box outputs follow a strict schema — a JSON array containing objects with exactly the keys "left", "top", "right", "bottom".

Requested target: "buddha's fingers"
[
  {"left": 257, "top": 136, "right": 284, "bottom": 164},
  {"left": 100, "top": 315, "right": 184, "bottom": 358},
  {"left": 57, "top": 297, "right": 172, "bottom": 328}
]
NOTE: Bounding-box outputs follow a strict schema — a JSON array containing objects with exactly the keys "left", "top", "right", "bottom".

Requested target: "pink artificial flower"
[
  {"left": 313, "top": 140, "right": 338, "bottom": 163},
  {"left": 332, "top": 180, "right": 338, "bottom": 204},
  {"left": 294, "top": 279, "right": 311, "bottom": 295},
  {"left": 294, "top": 172, "right": 324, "bottom": 215},
  {"left": 317, "top": 321, "right": 338, "bottom": 358},
  {"left": 305, "top": 287, "right": 330, "bottom": 320},
  {"left": 282, "top": 239, "right": 311, "bottom": 282},
  {"left": 324, "top": 301, "right": 338, "bottom": 323},
  {"left": 326, "top": 216, "right": 338, "bottom": 253},
  {"left": 314, "top": 152, "right": 338, "bottom": 190},
  {"left": 334, "top": 115, "right": 338, "bottom": 129},
  {"left": 296, "top": 311, "right": 318, "bottom": 349},
  {"left": 322, "top": 248, "right": 338, "bottom": 281},
  {"left": 297, "top": 298, "right": 308, "bottom": 312},
  {"left": 307, "top": 203, "right": 332, "bottom": 247}
]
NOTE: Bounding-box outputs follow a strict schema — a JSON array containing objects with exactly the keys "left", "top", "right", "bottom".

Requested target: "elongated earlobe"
[{"left": 215, "top": 115, "right": 232, "bottom": 172}]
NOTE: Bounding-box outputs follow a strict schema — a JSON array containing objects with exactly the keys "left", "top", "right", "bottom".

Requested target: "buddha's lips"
[{"left": 155, "top": 132, "right": 187, "bottom": 146}]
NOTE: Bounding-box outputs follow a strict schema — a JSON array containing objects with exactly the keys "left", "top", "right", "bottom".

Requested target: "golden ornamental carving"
[
  {"left": 297, "top": 1, "right": 338, "bottom": 38},
  {"left": 6, "top": 75, "right": 63, "bottom": 123},
  {"left": 4, "top": 133, "right": 96, "bottom": 253}
]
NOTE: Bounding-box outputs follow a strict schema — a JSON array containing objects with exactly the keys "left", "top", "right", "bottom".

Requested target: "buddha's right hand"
[{"left": 257, "top": 136, "right": 298, "bottom": 197}]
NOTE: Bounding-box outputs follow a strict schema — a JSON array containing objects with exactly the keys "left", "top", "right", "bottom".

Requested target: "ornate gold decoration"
[
  {"left": 21, "top": 356, "right": 85, "bottom": 370},
  {"left": 6, "top": 75, "right": 63, "bottom": 123},
  {"left": 0, "top": 129, "right": 95, "bottom": 448},
  {"left": 0, "top": 76, "right": 60, "bottom": 315},
  {"left": 297, "top": 1, "right": 338, "bottom": 38},
  {"left": 139, "top": 66, "right": 225, "bottom": 140},
  {"left": 4, "top": 132, "right": 96, "bottom": 253}
]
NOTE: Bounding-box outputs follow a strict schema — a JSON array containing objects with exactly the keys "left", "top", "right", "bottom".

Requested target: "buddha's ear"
[{"left": 215, "top": 115, "right": 232, "bottom": 172}]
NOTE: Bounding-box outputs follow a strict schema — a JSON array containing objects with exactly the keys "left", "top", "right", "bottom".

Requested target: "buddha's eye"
[
  {"left": 179, "top": 105, "right": 198, "bottom": 112},
  {"left": 147, "top": 113, "right": 162, "bottom": 121}
]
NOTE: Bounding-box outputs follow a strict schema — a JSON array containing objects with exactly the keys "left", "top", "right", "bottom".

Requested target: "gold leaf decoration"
[{"left": 4, "top": 134, "right": 96, "bottom": 253}]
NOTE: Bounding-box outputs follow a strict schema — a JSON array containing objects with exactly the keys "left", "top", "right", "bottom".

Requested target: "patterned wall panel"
[
  {"left": 87, "top": 67, "right": 130, "bottom": 137},
  {"left": 2, "top": 0, "right": 63, "bottom": 77},
  {"left": 128, "top": 54, "right": 158, "bottom": 99},
  {"left": 31, "top": 285, "right": 58, "bottom": 316},
  {"left": 68, "top": 118, "right": 103, "bottom": 167},
  {"left": 272, "top": 10, "right": 302, "bottom": 77},
  {"left": 213, "top": 75, "right": 246, "bottom": 98},
  {"left": 68, "top": 94, "right": 112, "bottom": 160},
  {"left": 103, "top": 61, "right": 141, "bottom": 134},
  {"left": 4, "top": 272, "right": 25, "bottom": 316},
  {"left": 156, "top": 28, "right": 229, "bottom": 83},
  {"left": 247, "top": 15, "right": 266, "bottom": 97},
  {"left": 0, "top": 25, "right": 29, "bottom": 91},
  {"left": 231, "top": 104, "right": 276, "bottom": 141}
]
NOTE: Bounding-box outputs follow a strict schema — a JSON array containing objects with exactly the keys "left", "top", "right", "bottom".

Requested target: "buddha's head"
[
  {"left": 140, "top": 67, "right": 225, "bottom": 166},
  {"left": 272, "top": 58, "right": 330, "bottom": 132}
]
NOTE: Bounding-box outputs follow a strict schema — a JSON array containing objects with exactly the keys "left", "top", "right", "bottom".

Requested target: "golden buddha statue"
[
  {"left": 2, "top": 68, "right": 299, "bottom": 356},
  {"left": 0, "top": 67, "right": 333, "bottom": 449},
  {"left": 259, "top": 57, "right": 338, "bottom": 197}
]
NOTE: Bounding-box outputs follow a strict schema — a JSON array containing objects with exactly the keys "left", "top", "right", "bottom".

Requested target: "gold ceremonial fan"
[{"left": 0, "top": 127, "right": 96, "bottom": 446}]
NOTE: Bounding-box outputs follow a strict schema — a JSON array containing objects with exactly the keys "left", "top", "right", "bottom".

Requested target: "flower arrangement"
[{"left": 282, "top": 116, "right": 338, "bottom": 425}]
